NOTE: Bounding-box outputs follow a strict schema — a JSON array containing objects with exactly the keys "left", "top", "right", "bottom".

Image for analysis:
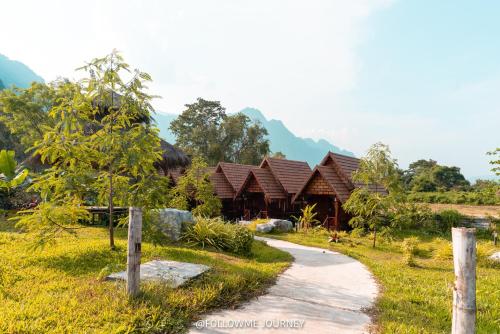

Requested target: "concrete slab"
[
  {"left": 190, "top": 237, "right": 378, "bottom": 334},
  {"left": 107, "top": 260, "right": 210, "bottom": 288}
]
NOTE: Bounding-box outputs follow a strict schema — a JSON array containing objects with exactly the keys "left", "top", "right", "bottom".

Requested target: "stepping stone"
[{"left": 107, "top": 260, "right": 210, "bottom": 288}]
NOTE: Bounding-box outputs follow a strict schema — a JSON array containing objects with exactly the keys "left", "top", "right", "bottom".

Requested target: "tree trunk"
[
  {"left": 109, "top": 171, "right": 115, "bottom": 250},
  {"left": 372, "top": 226, "right": 377, "bottom": 248},
  {"left": 452, "top": 227, "right": 476, "bottom": 334}
]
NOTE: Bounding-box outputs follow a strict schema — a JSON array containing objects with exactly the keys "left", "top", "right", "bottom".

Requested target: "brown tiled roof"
[
  {"left": 292, "top": 165, "right": 352, "bottom": 203},
  {"left": 237, "top": 167, "right": 286, "bottom": 200},
  {"left": 261, "top": 157, "right": 311, "bottom": 194},
  {"left": 216, "top": 162, "right": 255, "bottom": 192},
  {"left": 209, "top": 172, "right": 234, "bottom": 199},
  {"left": 167, "top": 167, "right": 184, "bottom": 184}
]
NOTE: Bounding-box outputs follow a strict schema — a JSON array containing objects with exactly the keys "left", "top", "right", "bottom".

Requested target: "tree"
[
  {"left": 343, "top": 142, "right": 401, "bottom": 247},
  {"left": 488, "top": 148, "right": 500, "bottom": 176},
  {"left": 431, "top": 165, "right": 469, "bottom": 191},
  {"left": 0, "top": 82, "right": 55, "bottom": 151},
  {"left": 170, "top": 98, "right": 270, "bottom": 165},
  {"left": 271, "top": 151, "right": 286, "bottom": 159},
  {"left": 171, "top": 157, "right": 221, "bottom": 217},
  {"left": 0, "top": 150, "right": 28, "bottom": 194},
  {"left": 16, "top": 51, "right": 163, "bottom": 249}
]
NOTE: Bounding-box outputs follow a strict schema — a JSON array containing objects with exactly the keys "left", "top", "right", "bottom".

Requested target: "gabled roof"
[
  {"left": 320, "top": 151, "right": 359, "bottom": 187},
  {"left": 260, "top": 157, "right": 311, "bottom": 194},
  {"left": 237, "top": 167, "right": 286, "bottom": 200},
  {"left": 293, "top": 151, "right": 387, "bottom": 203},
  {"left": 209, "top": 172, "right": 235, "bottom": 199},
  {"left": 215, "top": 162, "right": 255, "bottom": 192},
  {"left": 292, "top": 165, "right": 351, "bottom": 203}
]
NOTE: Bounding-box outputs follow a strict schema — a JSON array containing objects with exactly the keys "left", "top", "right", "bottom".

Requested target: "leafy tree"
[
  {"left": 271, "top": 151, "right": 286, "bottom": 159},
  {"left": 431, "top": 165, "right": 469, "bottom": 190},
  {"left": 403, "top": 158, "right": 470, "bottom": 191},
  {"left": 402, "top": 159, "right": 437, "bottom": 188},
  {"left": 171, "top": 157, "right": 221, "bottom": 217},
  {"left": 16, "top": 51, "right": 164, "bottom": 249},
  {"left": 0, "top": 150, "right": 28, "bottom": 194},
  {"left": 170, "top": 98, "right": 269, "bottom": 165},
  {"left": 488, "top": 148, "right": 500, "bottom": 176},
  {"left": 0, "top": 82, "right": 55, "bottom": 151},
  {"left": 343, "top": 142, "right": 401, "bottom": 247}
]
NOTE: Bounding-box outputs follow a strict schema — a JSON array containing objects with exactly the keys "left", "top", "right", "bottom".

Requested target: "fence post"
[
  {"left": 451, "top": 227, "right": 476, "bottom": 334},
  {"left": 127, "top": 207, "right": 142, "bottom": 297}
]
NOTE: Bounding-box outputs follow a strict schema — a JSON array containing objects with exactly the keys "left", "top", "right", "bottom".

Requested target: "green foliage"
[
  {"left": 13, "top": 199, "right": 90, "bottom": 248},
  {"left": 293, "top": 203, "right": 320, "bottom": 232},
  {"left": 487, "top": 147, "right": 500, "bottom": 176},
  {"left": 436, "top": 209, "right": 463, "bottom": 232},
  {"left": 407, "top": 189, "right": 500, "bottom": 205},
  {"left": 0, "top": 150, "right": 28, "bottom": 193},
  {"left": 14, "top": 51, "right": 166, "bottom": 248},
  {"left": 401, "top": 237, "right": 419, "bottom": 266},
  {"left": 171, "top": 157, "right": 221, "bottom": 217},
  {"left": 182, "top": 217, "right": 254, "bottom": 256},
  {"left": 390, "top": 202, "right": 434, "bottom": 230},
  {"left": 170, "top": 98, "right": 270, "bottom": 165},
  {"left": 402, "top": 158, "right": 470, "bottom": 192},
  {"left": 0, "top": 82, "right": 55, "bottom": 153}
]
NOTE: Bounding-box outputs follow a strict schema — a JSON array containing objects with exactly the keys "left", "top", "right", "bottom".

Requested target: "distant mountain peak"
[
  {"left": 0, "top": 53, "right": 44, "bottom": 89},
  {"left": 239, "top": 107, "right": 266, "bottom": 123}
]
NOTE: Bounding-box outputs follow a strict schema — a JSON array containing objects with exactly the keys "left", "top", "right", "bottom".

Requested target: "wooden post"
[
  {"left": 334, "top": 198, "right": 339, "bottom": 231},
  {"left": 452, "top": 227, "right": 476, "bottom": 334},
  {"left": 127, "top": 207, "right": 142, "bottom": 297}
]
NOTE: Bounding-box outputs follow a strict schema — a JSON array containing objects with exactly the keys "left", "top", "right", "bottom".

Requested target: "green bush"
[
  {"left": 182, "top": 217, "right": 254, "bottom": 256},
  {"left": 407, "top": 190, "right": 500, "bottom": 205},
  {"left": 436, "top": 209, "right": 463, "bottom": 232},
  {"left": 401, "top": 237, "right": 419, "bottom": 266},
  {"left": 350, "top": 227, "right": 366, "bottom": 238}
]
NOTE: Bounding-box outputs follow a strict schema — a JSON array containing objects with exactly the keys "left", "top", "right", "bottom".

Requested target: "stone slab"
[{"left": 107, "top": 260, "right": 210, "bottom": 288}]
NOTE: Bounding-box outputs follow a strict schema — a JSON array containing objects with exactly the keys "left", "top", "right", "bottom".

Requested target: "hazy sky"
[{"left": 2, "top": 0, "right": 499, "bottom": 180}]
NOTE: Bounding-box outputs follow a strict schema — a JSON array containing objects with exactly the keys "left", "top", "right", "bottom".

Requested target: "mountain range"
[
  {"left": 0, "top": 53, "right": 353, "bottom": 167},
  {"left": 154, "top": 108, "right": 353, "bottom": 167}
]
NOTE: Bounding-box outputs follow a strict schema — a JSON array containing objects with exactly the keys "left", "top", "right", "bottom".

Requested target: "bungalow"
[
  {"left": 237, "top": 157, "right": 311, "bottom": 219},
  {"left": 209, "top": 162, "right": 255, "bottom": 219},
  {"left": 293, "top": 151, "right": 386, "bottom": 230}
]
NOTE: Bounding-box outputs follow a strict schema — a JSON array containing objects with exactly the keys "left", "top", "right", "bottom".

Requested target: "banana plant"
[{"left": 0, "top": 150, "right": 29, "bottom": 193}]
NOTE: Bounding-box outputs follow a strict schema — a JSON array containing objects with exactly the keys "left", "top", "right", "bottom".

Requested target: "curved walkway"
[{"left": 190, "top": 237, "right": 379, "bottom": 334}]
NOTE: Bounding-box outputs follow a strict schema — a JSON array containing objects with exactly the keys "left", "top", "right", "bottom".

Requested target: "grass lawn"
[
  {"left": 0, "top": 219, "right": 292, "bottom": 334},
  {"left": 264, "top": 229, "right": 500, "bottom": 334}
]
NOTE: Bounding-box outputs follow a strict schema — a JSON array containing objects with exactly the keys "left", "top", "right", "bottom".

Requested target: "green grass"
[
  {"left": 0, "top": 220, "right": 292, "bottom": 333},
  {"left": 264, "top": 229, "right": 500, "bottom": 334}
]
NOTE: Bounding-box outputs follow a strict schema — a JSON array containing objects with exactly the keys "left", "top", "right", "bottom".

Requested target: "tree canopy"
[
  {"left": 401, "top": 158, "right": 470, "bottom": 192},
  {"left": 14, "top": 51, "right": 166, "bottom": 248},
  {"left": 170, "top": 98, "right": 270, "bottom": 166}
]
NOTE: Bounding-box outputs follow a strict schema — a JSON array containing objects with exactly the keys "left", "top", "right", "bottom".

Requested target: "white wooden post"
[
  {"left": 127, "top": 207, "right": 142, "bottom": 297},
  {"left": 452, "top": 227, "right": 476, "bottom": 334}
]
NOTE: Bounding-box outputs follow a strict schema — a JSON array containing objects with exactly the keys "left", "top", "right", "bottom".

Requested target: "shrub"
[
  {"left": 391, "top": 202, "right": 434, "bottom": 230},
  {"left": 293, "top": 204, "right": 320, "bottom": 232},
  {"left": 401, "top": 237, "right": 419, "bottom": 266},
  {"left": 436, "top": 209, "right": 463, "bottom": 232},
  {"left": 433, "top": 240, "right": 453, "bottom": 260},
  {"left": 350, "top": 227, "right": 366, "bottom": 238},
  {"left": 182, "top": 217, "right": 254, "bottom": 256}
]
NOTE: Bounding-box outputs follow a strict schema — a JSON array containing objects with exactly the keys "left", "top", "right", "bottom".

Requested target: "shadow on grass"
[{"left": 35, "top": 247, "right": 128, "bottom": 276}]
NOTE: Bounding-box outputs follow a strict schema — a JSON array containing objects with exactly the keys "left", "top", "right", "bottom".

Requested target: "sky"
[{"left": 1, "top": 0, "right": 498, "bottom": 180}]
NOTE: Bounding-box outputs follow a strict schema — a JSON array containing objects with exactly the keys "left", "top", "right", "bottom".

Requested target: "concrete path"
[{"left": 190, "top": 237, "right": 379, "bottom": 334}]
